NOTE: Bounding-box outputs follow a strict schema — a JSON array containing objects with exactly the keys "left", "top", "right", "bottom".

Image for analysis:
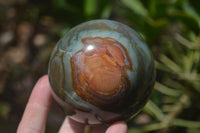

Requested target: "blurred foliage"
[
  {"left": 0, "top": 102, "right": 10, "bottom": 119},
  {"left": 0, "top": 0, "right": 200, "bottom": 132}
]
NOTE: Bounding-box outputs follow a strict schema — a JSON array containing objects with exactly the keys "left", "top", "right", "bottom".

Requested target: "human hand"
[{"left": 17, "top": 75, "right": 127, "bottom": 133}]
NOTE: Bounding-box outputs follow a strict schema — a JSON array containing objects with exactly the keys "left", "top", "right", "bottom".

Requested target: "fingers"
[
  {"left": 59, "top": 117, "right": 127, "bottom": 133},
  {"left": 105, "top": 121, "right": 127, "bottom": 133},
  {"left": 17, "top": 75, "right": 53, "bottom": 133},
  {"left": 90, "top": 124, "right": 107, "bottom": 133},
  {"left": 17, "top": 75, "right": 127, "bottom": 133},
  {"left": 59, "top": 117, "right": 85, "bottom": 133}
]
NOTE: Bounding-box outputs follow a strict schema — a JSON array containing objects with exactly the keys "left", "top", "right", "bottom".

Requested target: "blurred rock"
[
  {"left": 0, "top": 80, "right": 6, "bottom": 94},
  {"left": 40, "top": 16, "right": 54, "bottom": 27},
  {"left": 16, "top": 22, "right": 34, "bottom": 44},
  {"left": 7, "top": 46, "right": 28, "bottom": 64},
  {"left": 12, "top": 74, "right": 34, "bottom": 92},
  {"left": 0, "top": 0, "right": 16, "bottom": 5},
  {"left": 134, "top": 113, "right": 152, "bottom": 125},
  {"left": 0, "top": 31, "right": 14, "bottom": 47},
  {"left": 0, "top": 102, "right": 11, "bottom": 120},
  {"left": 33, "top": 34, "right": 47, "bottom": 47},
  {"left": 6, "top": 8, "right": 16, "bottom": 19}
]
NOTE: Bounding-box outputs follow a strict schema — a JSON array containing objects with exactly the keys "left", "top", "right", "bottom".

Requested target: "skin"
[{"left": 17, "top": 75, "right": 127, "bottom": 133}]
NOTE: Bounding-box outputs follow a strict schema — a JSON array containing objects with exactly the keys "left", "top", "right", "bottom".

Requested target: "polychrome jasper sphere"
[{"left": 48, "top": 20, "right": 155, "bottom": 124}]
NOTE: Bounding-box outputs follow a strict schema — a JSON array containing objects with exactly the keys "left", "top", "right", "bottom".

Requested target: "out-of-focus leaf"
[
  {"left": 163, "top": 78, "right": 186, "bottom": 90},
  {"left": 0, "top": 103, "right": 10, "bottom": 119},
  {"left": 159, "top": 55, "right": 182, "bottom": 73},
  {"left": 144, "top": 100, "right": 165, "bottom": 121},
  {"left": 172, "top": 119, "right": 200, "bottom": 128},
  {"left": 121, "top": 0, "right": 148, "bottom": 17},
  {"left": 101, "top": 4, "right": 111, "bottom": 18},
  {"left": 155, "top": 60, "right": 171, "bottom": 72},
  {"left": 148, "top": 0, "right": 170, "bottom": 18},
  {"left": 175, "top": 33, "right": 200, "bottom": 50},
  {"left": 155, "top": 82, "right": 181, "bottom": 97},
  {"left": 178, "top": 73, "right": 200, "bottom": 81},
  {"left": 147, "top": 18, "right": 169, "bottom": 42},
  {"left": 187, "top": 128, "right": 200, "bottom": 133},
  {"left": 183, "top": 1, "right": 200, "bottom": 23},
  {"left": 83, "top": 0, "right": 111, "bottom": 20},
  {"left": 168, "top": 9, "right": 200, "bottom": 34},
  {"left": 189, "top": 0, "right": 200, "bottom": 15},
  {"left": 127, "top": 129, "right": 145, "bottom": 133},
  {"left": 51, "top": 26, "right": 70, "bottom": 37},
  {"left": 52, "top": 0, "right": 67, "bottom": 9},
  {"left": 84, "top": 0, "right": 98, "bottom": 18}
]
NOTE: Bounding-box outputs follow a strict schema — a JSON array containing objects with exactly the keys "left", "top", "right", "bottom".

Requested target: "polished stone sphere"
[{"left": 48, "top": 20, "right": 155, "bottom": 125}]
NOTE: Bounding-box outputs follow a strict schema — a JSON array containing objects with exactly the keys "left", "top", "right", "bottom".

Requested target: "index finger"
[{"left": 17, "top": 75, "right": 52, "bottom": 133}]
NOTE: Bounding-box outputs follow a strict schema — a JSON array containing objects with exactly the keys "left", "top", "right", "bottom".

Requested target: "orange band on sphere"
[{"left": 71, "top": 37, "right": 133, "bottom": 108}]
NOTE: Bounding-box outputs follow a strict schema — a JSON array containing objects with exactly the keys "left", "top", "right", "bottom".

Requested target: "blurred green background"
[{"left": 0, "top": 0, "right": 200, "bottom": 132}]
